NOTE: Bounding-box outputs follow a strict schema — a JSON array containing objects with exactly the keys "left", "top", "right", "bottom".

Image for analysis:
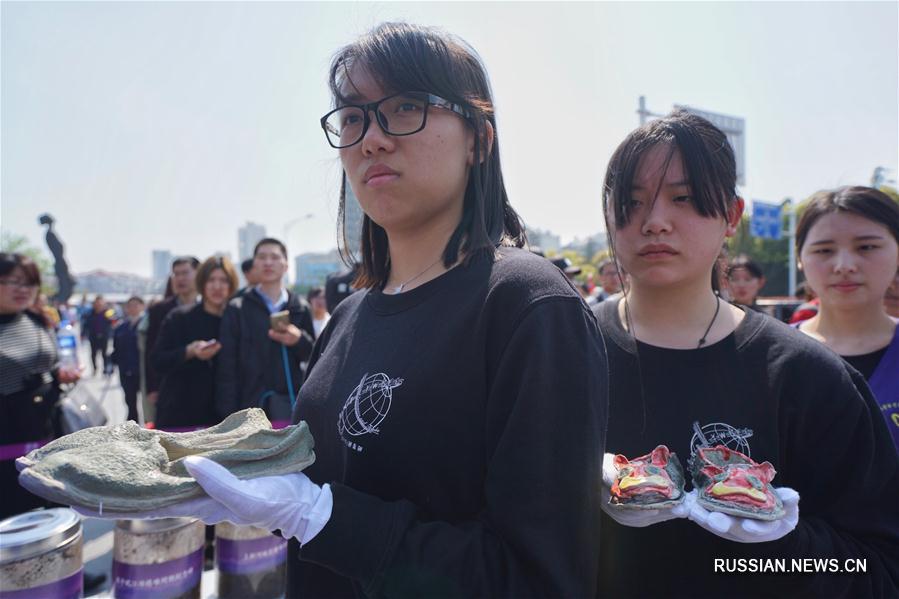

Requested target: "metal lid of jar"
[
  {"left": 115, "top": 517, "right": 198, "bottom": 535},
  {"left": 0, "top": 508, "right": 82, "bottom": 564}
]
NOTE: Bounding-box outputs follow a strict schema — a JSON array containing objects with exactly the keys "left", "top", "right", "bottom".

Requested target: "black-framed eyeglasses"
[
  {"left": 320, "top": 91, "right": 470, "bottom": 149},
  {"left": 0, "top": 279, "right": 38, "bottom": 290}
]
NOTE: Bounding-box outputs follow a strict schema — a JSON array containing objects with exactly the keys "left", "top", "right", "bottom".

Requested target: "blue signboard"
[{"left": 751, "top": 201, "right": 782, "bottom": 240}]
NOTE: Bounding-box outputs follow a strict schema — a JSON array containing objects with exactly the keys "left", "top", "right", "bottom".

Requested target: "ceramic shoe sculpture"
[
  {"left": 16, "top": 408, "right": 315, "bottom": 514},
  {"left": 689, "top": 445, "right": 784, "bottom": 521},
  {"left": 609, "top": 445, "right": 686, "bottom": 509}
]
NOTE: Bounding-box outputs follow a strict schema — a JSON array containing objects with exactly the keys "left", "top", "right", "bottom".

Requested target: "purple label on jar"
[
  {"left": 0, "top": 568, "right": 83, "bottom": 599},
  {"left": 216, "top": 535, "right": 287, "bottom": 574},
  {"left": 112, "top": 547, "right": 202, "bottom": 599}
]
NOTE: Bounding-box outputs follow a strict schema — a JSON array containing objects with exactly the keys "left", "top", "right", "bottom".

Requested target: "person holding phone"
[
  {"left": 152, "top": 256, "right": 238, "bottom": 430},
  {"left": 215, "top": 238, "right": 316, "bottom": 423}
]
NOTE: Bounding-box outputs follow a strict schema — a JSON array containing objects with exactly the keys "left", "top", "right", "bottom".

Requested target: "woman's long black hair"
[{"left": 601, "top": 110, "right": 739, "bottom": 434}]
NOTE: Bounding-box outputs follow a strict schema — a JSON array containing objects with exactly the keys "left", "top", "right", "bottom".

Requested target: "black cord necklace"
[{"left": 697, "top": 296, "right": 722, "bottom": 348}]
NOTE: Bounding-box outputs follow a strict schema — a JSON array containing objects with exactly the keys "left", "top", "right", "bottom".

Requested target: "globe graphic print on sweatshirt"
[
  {"left": 338, "top": 373, "right": 404, "bottom": 452},
  {"left": 689, "top": 421, "right": 754, "bottom": 457}
]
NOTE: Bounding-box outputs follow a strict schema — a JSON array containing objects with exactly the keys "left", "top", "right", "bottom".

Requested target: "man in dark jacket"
[
  {"left": 83, "top": 295, "right": 114, "bottom": 376},
  {"left": 216, "top": 238, "right": 315, "bottom": 423},
  {"left": 234, "top": 258, "right": 260, "bottom": 298},
  {"left": 324, "top": 264, "right": 359, "bottom": 313},
  {"left": 143, "top": 256, "right": 199, "bottom": 411},
  {"left": 112, "top": 296, "right": 144, "bottom": 422}
]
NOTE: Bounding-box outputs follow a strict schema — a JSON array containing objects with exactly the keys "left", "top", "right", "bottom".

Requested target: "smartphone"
[
  {"left": 270, "top": 310, "right": 290, "bottom": 331},
  {"left": 201, "top": 339, "right": 219, "bottom": 349}
]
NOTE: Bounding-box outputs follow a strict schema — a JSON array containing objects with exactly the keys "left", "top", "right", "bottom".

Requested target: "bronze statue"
[{"left": 39, "top": 214, "right": 76, "bottom": 303}]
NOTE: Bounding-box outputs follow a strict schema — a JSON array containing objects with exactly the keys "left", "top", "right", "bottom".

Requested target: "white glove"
[
  {"left": 600, "top": 453, "right": 691, "bottom": 528},
  {"left": 73, "top": 456, "right": 333, "bottom": 545},
  {"left": 686, "top": 487, "right": 800, "bottom": 543},
  {"left": 185, "top": 456, "right": 332, "bottom": 544}
]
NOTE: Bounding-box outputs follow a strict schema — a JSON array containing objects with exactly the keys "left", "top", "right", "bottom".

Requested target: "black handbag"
[
  {"left": 259, "top": 391, "right": 294, "bottom": 421},
  {"left": 258, "top": 345, "right": 298, "bottom": 422}
]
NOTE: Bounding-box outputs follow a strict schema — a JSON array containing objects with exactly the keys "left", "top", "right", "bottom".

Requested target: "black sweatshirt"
[
  {"left": 289, "top": 247, "right": 608, "bottom": 598},
  {"left": 152, "top": 303, "right": 221, "bottom": 428},
  {"left": 594, "top": 299, "right": 899, "bottom": 598},
  {"left": 144, "top": 296, "right": 182, "bottom": 395}
]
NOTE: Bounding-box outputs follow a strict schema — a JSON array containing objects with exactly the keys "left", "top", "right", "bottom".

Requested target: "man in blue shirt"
[{"left": 215, "top": 238, "right": 315, "bottom": 423}]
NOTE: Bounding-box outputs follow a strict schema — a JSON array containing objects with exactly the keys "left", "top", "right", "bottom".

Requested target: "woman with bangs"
[
  {"left": 152, "top": 255, "right": 238, "bottom": 430},
  {"left": 726, "top": 254, "right": 766, "bottom": 311},
  {"left": 794, "top": 186, "right": 899, "bottom": 451},
  {"left": 594, "top": 110, "right": 899, "bottom": 597},
  {"left": 1, "top": 253, "right": 80, "bottom": 518},
  {"left": 86, "top": 23, "right": 607, "bottom": 598}
]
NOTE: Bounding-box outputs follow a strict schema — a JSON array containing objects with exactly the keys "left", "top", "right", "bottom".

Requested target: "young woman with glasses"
[
  {"left": 593, "top": 111, "right": 899, "bottom": 597},
  {"left": 81, "top": 23, "right": 608, "bottom": 597},
  {"left": 0, "top": 253, "right": 80, "bottom": 518}
]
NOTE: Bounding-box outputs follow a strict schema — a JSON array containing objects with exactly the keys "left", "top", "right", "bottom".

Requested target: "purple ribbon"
[
  {"left": 159, "top": 421, "right": 290, "bottom": 432},
  {"left": 216, "top": 535, "right": 287, "bottom": 574},
  {"left": 0, "top": 439, "right": 50, "bottom": 462},
  {"left": 0, "top": 569, "right": 82, "bottom": 599},
  {"left": 155, "top": 425, "right": 206, "bottom": 433},
  {"left": 112, "top": 547, "right": 202, "bottom": 599}
]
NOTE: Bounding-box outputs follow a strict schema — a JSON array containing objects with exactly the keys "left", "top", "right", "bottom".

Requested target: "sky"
[{"left": 2, "top": 1, "right": 897, "bottom": 278}]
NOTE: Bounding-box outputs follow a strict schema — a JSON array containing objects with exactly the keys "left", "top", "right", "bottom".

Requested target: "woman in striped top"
[{"left": 0, "top": 252, "right": 79, "bottom": 518}]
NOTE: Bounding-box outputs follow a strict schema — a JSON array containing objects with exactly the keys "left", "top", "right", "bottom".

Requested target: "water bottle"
[{"left": 57, "top": 320, "right": 80, "bottom": 370}]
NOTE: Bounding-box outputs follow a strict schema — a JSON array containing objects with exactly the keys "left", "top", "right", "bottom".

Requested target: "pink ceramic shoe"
[
  {"left": 610, "top": 445, "right": 686, "bottom": 509},
  {"left": 689, "top": 446, "right": 784, "bottom": 521}
]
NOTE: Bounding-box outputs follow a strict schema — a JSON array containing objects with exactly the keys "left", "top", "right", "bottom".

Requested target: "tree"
[
  {"left": 727, "top": 214, "right": 793, "bottom": 296},
  {"left": 877, "top": 185, "right": 899, "bottom": 204}
]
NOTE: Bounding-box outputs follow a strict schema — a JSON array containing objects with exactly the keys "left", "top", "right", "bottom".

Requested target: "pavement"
[{"left": 73, "top": 341, "right": 127, "bottom": 596}]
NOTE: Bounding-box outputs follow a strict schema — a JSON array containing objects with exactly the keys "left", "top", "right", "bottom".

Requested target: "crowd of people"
[{"left": 2, "top": 20, "right": 898, "bottom": 599}]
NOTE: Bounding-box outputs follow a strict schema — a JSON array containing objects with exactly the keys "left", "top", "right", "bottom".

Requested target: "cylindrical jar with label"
[
  {"left": 0, "top": 508, "right": 84, "bottom": 599},
  {"left": 215, "top": 522, "right": 287, "bottom": 599},
  {"left": 113, "top": 518, "right": 204, "bottom": 599}
]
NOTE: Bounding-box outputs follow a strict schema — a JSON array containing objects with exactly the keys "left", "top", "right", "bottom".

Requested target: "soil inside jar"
[
  {"left": 0, "top": 533, "right": 82, "bottom": 593},
  {"left": 218, "top": 562, "right": 287, "bottom": 599},
  {"left": 113, "top": 520, "right": 204, "bottom": 599}
]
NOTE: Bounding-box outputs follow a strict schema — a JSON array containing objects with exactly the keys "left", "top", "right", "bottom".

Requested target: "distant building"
[
  {"left": 76, "top": 270, "right": 157, "bottom": 296},
  {"left": 295, "top": 250, "right": 342, "bottom": 289},
  {"left": 238, "top": 222, "right": 267, "bottom": 261},
  {"left": 527, "top": 228, "right": 561, "bottom": 253},
  {"left": 152, "top": 250, "right": 172, "bottom": 285}
]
